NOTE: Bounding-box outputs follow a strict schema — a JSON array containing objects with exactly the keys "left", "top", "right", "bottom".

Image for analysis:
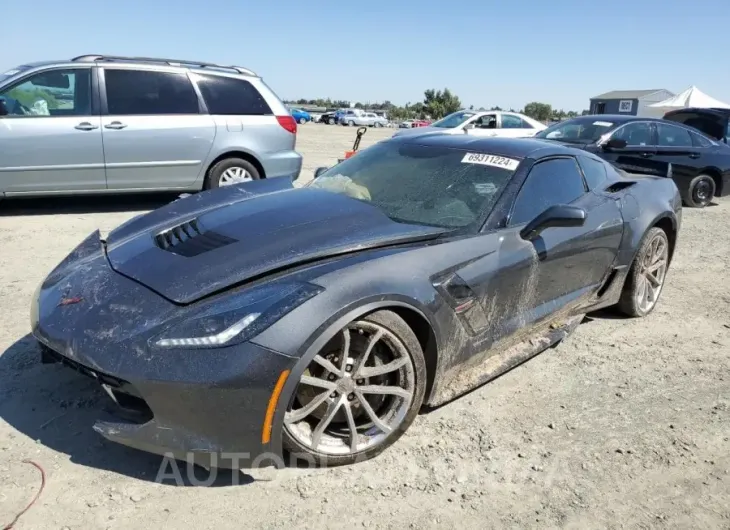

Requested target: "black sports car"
[
  {"left": 535, "top": 114, "right": 730, "bottom": 207},
  {"left": 31, "top": 135, "right": 682, "bottom": 469}
]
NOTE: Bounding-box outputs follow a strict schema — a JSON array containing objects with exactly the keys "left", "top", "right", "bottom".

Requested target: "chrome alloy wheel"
[
  {"left": 219, "top": 166, "right": 253, "bottom": 186},
  {"left": 285, "top": 320, "right": 416, "bottom": 456},
  {"left": 635, "top": 232, "right": 669, "bottom": 313}
]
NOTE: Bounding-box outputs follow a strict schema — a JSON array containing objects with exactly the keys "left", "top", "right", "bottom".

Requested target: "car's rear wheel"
[
  {"left": 299, "top": 117, "right": 307, "bottom": 125},
  {"left": 617, "top": 227, "right": 670, "bottom": 317},
  {"left": 347, "top": 120, "right": 355, "bottom": 126},
  {"left": 282, "top": 310, "right": 426, "bottom": 467},
  {"left": 328, "top": 118, "right": 335, "bottom": 125},
  {"left": 684, "top": 174, "right": 716, "bottom": 208},
  {"left": 205, "top": 157, "right": 260, "bottom": 189}
]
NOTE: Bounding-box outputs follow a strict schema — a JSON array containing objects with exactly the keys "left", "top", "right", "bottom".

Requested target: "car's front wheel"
[
  {"left": 617, "top": 227, "right": 670, "bottom": 317},
  {"left": 282, "top": 310, "right": 426, "bottom": 467},
  {"left": 328, "top": 118, "right": 335, "bottom": 125},
  {"left": 684, "top": 174, "right": 716, "bottom": 208},
  {"left": 299, "top": 117, "right": 307, "bottom": 125}
]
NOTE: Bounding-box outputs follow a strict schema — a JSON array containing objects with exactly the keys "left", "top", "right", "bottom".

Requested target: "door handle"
[
  {"left": 74, "top": 122, "right": 99, "bottom": 131},
  {"left": 104, "top": 121, "right": 127, "bottom": 130},
  {"left": 640, "top": 152, "right": 654, "bottom": 158},
  {"left": 689, "top": 152, "right": 701, "bottom": 159}
]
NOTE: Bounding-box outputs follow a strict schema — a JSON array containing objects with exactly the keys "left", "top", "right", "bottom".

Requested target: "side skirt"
[{"left": 427, "top": 313, "right": 584, "bottom": 407}]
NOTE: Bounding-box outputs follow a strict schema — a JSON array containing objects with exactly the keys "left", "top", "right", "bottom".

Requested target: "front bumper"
[{"left": 31, "top": 234, "right": 297, "bottom": 469}]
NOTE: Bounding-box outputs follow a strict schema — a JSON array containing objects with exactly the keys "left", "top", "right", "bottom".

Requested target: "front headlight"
[{"left": 151, "top": 282, "right": 322, "bottom": 349}]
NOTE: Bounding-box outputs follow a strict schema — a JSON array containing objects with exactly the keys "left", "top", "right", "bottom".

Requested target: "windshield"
[
  {"left": 431, "top": 110, "right": 476, "bottom": 129},
  {"left": 305, "top": 141, "right": 518, "bottom": 229},
  {"left": 535, "top": 117, "right": 617, "bottom": 143}
]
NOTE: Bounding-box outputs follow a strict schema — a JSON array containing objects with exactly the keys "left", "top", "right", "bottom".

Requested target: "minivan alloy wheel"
[{"left": 219, "top": 167, "right": 253, "bottom": 186}]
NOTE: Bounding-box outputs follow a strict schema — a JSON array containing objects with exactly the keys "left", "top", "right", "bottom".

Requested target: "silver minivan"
[{"left": 0, "top": 55, "right": 303, "bottom": 198}]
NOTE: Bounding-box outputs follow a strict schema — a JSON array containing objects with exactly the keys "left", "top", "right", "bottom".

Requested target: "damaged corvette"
[{"left": 31, "top": 135, "right": 682, "bottom": 468}]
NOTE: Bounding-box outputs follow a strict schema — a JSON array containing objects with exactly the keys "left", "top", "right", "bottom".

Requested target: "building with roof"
[{"left": 589, "top": 89, "right": 675, "bottom": 118}]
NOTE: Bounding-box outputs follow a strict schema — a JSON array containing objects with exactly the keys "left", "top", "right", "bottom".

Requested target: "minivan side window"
[
  {"left": 510, "top": 158, "right": 586, "bottom": 226},
  {"left": 195, "top": 74, "right": 272, "bottom": 116},
  {"left": 0, "top": 68, "right": 91, "bottom": 117},
  {"left": 105, "top": 69, "right": 199, "bottom": 116}
]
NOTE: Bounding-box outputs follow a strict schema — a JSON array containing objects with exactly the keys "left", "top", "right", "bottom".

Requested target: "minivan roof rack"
[{"left": 70, "top": 55, "right": 257, "bottom": 76}]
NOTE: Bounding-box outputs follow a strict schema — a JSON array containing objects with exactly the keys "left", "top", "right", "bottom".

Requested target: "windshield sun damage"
[
  {"left": 305, "top": 142, "right": 519, "bottom": 229},
  {"left": 536, "top": 118, "right": 615, "bottom": 143},
  {"left": 431, "top": 110, "right": 476, "bottom": 129}
]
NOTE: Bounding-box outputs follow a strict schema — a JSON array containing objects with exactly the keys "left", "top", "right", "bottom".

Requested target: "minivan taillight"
[{"left": 276, "top": 115, "right": 297, "bottom": 134}]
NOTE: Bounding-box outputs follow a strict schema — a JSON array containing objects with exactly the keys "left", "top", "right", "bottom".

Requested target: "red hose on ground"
[{"left": 2, "top": 460, "right": 46, "bottom": 530}]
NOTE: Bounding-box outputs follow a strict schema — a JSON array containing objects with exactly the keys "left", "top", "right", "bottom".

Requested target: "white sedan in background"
[{"left": 392, "top": 110, "right": 546, "bottom": 138}]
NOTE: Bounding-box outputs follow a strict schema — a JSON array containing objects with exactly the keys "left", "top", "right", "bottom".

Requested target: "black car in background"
[
  {"left": 320, "top": 111, "right": 338, "bottom": 125},
  {"left": 535, "top": 115, "right": 730, "bottom": 207},
  {"left": 664, "top": 107, "right": 730, "bottom": 145}
]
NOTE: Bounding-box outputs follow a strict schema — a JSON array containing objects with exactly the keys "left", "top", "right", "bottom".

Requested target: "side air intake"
[{"left": 154, "top": 219, "right": 237, "bottom": 257}]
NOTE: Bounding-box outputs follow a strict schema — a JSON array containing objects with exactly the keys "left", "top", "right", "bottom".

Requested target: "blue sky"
[{"left": 3, "top": 0, "right": 729, "bottom": 112}]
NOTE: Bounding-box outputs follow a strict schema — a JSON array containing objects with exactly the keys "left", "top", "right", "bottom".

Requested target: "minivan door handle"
[
  {"left": 74, "top": 122, "right": 99, "bottom": 131},
  {"left": 104, "top": 121, "right": 127, "bottom": 130},
  {"left": 688, "top": 152, "right": 701, "bottom": 159}
]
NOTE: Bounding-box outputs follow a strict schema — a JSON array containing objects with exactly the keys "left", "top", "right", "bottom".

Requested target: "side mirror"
[
  {"left": 520, "top": 205, "right": 586, "bottom": 241},
  {"left": 313, "top": 166, "right": 328, "bottom": 179},
  {"left": 603, "top": 137, "right": 627, "bottom": 150},
  {"left": 0, "top": 98, "right": 7, "bottom": 117}
]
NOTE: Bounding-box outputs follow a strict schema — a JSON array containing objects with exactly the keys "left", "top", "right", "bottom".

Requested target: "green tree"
[
  {"left": 423, "top": 88, "right": 462, "bottom": 119},
  {"left": 522, "top": 102, "right": 552, "bottom": 122}
]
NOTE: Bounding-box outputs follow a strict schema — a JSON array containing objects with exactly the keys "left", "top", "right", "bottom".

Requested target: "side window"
[
  {"left": 577, "top": 155, "right": 608, "bottom": 190},
  {"left": 476, "top": 114, "right": 497, "bottom": 129},
  {"left": 502, "top": 114, "right": 531, "bottom": 129},
  {"left": 195, "top": 74, "right": 272, "bottom": 116},
  {"left": 691, "top": 131, "right": 713, "bottom": 148},
  {"left": 611, "top": 122, "right": 653, "bottom": 146},
  {"left": 105, "top": 69, "right": 199, "bottom": 115},
  {"left": 0, "top": 68, "right": 91, "bottom": 117},
  {"left": 510, "top": 158, "right": 586, "bottom": 226},
  {"left": 656, "top": 123, "right": 693, "bottom": 147}
]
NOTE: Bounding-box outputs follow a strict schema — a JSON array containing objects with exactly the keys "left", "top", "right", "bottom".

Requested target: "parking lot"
[{"left": 1, "top": 123, "right": 729, "bottom": 529}]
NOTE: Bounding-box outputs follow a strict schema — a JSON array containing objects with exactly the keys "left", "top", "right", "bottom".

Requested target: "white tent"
[{"left": 649, "top": 85, "right": 730, "bottom": 111}]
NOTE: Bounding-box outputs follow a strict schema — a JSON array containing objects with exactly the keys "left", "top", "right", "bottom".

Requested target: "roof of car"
[{"left": 394, "top": 134, "right": 584, "bottom": 159}]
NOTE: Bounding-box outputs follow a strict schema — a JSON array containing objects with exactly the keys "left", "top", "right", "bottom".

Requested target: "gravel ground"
[{"left": 1, "top": 124, "right": 729, "bottom": 530}]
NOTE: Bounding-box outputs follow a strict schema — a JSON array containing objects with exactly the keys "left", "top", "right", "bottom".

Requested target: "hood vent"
[{"left": 154, "top": 219, "right": 237, "bottom": 257}]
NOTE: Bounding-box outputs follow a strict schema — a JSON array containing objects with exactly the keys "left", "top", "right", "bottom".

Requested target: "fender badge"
[{"left": 58, "top": 296, "right": 83, "bottom": 306}]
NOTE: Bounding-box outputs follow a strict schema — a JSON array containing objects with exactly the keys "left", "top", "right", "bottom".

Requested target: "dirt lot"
[{"left": 1, "top": 124, "right": 729, "bottom": 529}]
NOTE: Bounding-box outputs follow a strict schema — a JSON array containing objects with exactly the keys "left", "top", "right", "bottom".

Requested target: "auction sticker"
[
  {"left": 593, "top": 121, "right": 613, "bottom": 127},
  {"left": 461, "top": 152, "right": 520, "bottom": 170}
]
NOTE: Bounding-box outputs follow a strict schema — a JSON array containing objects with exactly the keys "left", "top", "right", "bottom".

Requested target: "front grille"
[
  {"left": 42, "top": 345, "right": 153, "bottom": 423},
  {"left": 154, "top": 219, "right": 237, "bottom": 257}
]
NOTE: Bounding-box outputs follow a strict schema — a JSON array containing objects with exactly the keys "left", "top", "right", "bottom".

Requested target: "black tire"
[
  {"left": 616, "top": 227, "right": 670, "bottom": 317},
  {"left": 282, "top": 310, "right": 427, "bottom": 467},
  {"left": 204, "top": 157, "right": 260, "bottom": 190},
  {"left": 683, "top": 174, "right": 716, "bottom": 208}
]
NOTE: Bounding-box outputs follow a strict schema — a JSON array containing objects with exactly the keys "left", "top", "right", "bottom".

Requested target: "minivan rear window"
[{"left": 195, "top": 74, "right": 272, "bottom": 116}]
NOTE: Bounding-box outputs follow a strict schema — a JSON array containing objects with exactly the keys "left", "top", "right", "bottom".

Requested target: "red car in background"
[{"left": 412, "top": 119, "right": 432, "bottom": 127}]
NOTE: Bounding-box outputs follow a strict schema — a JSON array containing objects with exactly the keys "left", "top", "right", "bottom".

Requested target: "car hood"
[
  {"left": 393, "top": 126, "right": 457, "bottom": 137},
  {"left": 104, "top": 183, "right": 446, "bottom": 305}
]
